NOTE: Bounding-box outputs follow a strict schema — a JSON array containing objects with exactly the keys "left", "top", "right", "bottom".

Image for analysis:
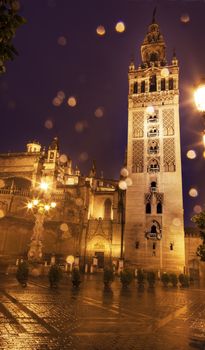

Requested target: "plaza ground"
[{"left": 0, "top": 273, "right": 205, "bottom": 350}]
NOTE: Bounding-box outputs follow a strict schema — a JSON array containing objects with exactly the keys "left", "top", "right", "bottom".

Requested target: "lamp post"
[
  {"left": 27, "top": 180, "right": 56, "bottom": 262},
  {"left": 118, "top": 180, "right": 126, "bottom": 271},
  {"left": 194, "top": 81, "right": 205, "bottom": 147}
]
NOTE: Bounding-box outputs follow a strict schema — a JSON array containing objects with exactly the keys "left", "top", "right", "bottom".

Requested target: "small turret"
[
  {"left": 26, "top": 141, "right": 41, "bottom": 153},
  {"left": 89, "top": 160, "right": 97, "bottom": 178}
]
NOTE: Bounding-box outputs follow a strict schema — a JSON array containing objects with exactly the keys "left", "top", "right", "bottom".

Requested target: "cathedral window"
[
  {"left": 141, "top": 81, "right": 145, "bottom": 93},
  {"left": 161, "top": 78, "right": 165, "bottom": 91},
  {"left": 104, "top": 198, "right": 112, "bottom": 220},
  {"left": 169, "top": 78, "right": 174, "bottom": 90},
  {"left": 149, "top": 75, "right": 157, "bottom": 92},
  {"left": 148, "top": 140, "right": 159, "bottom": 154},
  {"left": 150, "top": 181, "right": 157, "bottom": 192},
  {"left": 170, "top": 243, "right": 174, "bottom": 251},
  {"left": 146, "top": 202, "right": 151, "bottom": 214},
  {"left": 152, "top": 242, "right": 156, "bottom": 250},
  {"left": 148, "top": 114, "right": 158, "bottom": 123},
  {"left": 150, "top": 52, "right": 158, "bottom": 62},
  {"left": 134, "top": 82, "right": 138, "bottom": 94},
  {"left": 148, "top": 127, "right": 159, "bottom": 137},
  {"left": 135, "top": 241, "right": 139, "bottom": 249},
  {"left": 157, "top": 202, "right": 162, "bottom": 214},
  {"left": 148, "top": 159, "right": 160, "bottom": 173}
]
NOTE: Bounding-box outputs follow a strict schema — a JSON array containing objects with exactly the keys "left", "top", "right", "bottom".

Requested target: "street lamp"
[
  {"left": 194, "top": 80, "right": 205, "bottom": 147},
  {"left": 27, "top": 180, "right": 56, "bottom": 262},
  {"left": 118, "top": 179, "right": 127, "bottom": 271}
]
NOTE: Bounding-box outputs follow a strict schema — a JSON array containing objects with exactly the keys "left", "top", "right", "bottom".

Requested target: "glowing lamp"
[
  {"left": 50, "top": 201, "right": 57, "bottom": 208},
  {"left": 27, "top": 202, "right": 33, "bottom": 209},
  {"left": 33, "top": 199, "right": 39, "bottom": 206},
  {"left": 194, "top": 84, "right": 205, "bottom": 112},
  {"left": 44, "top": 204, "right": 50, "bottom": 211},
  {"left": 40, "top": 181, "right": 49, "bottom": 191}
]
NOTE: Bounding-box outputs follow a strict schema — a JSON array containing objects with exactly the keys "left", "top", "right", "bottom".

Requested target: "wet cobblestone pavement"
[{"left": 0, "top": 274, "right": 205, "bottom": 349}]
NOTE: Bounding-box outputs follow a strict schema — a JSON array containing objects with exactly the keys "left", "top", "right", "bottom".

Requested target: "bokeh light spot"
[
  {"left": 115, "top": 21, "right": 126, "bottom": 33},
  {"left": 60, "top": 223, "right": 68, "bottom": 232},
  {"left": 44, "top": 119, "right": 53, "bottom": 129},
  {"left": 57, "top": 90, "right": 65, "bottom": 100},
  {"left": 96, "top": 25, "right": 106, "bottom": 36},
  {"left": 75, "top": 120, "right": 88, "bottom": 133},
  {"left": 172, "top": 218, "right": 181, "bottom": 227},
  {"left": 187, "top": 150, "right": 196, "bottom": 159},
  {"left": 120, "top": 168, "right": 129, "bottom": 177},
  {"left": 94, "top": 107, "right": 104, "bottom": 118},
  {"left": 180, "top": 13, "right": 190, "bottom": 24},
  {"left": 59, "top": 154, "right": 68, "bottom": 163},
  {"left": 146, "top": 106, "right": 155, "bottom": 115},
  {"left": 57, "top": 36, "right": 67, "bottom": 46},
  {"left": 75, "top": 198, "right": 84, "bottom": 206},
  {"left": 125, "top": 177, "right": 132, "bottom": 187},
  {"left": 79, "top": 152, "right": 88, "bottom": 162},
  {"left": 119, "top": 180, "right": 127, "bottom": 190},
  {"left": 67, "top": 96, "right": 77, "bottom": 107},
  {"left": 193, "top": 205, "right": 202, "bottom": 214},
  {"left": 52, "top": 97, "right": 62, "bottom": 107},
  {"left": 161, "top": 68, "right": 169, "bottom": 78},
  {"left": 189, "top": 188, "right": 198, "bottom": 197}
]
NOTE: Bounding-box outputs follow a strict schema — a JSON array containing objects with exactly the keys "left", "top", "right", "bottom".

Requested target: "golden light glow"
[
  {"left": 60, "top": 223, "right": 69, "bottom": 232},
  {"left": 57, "top": 90, "right": 65, "bottom": 100},
  {"left": 40, "top": 181, "right": 49, "bottom": 191},
  {"left": 27, "top": 202, "right": 33, "bottom": 209},
  {"left": 96, "top": 25, "right": 106, "bottom": 36},
  {"left": 186, "top": 150, "right": 196, "bottom": 159},
  {"left": 33, "top": 199, "right": 39, "bottom": 206},
  {"left": 203, "top": 131, "right": 205, "bottom": 147},
  {"left": 194, "top": 85, "right": 205, "bottom": 112},
  {"left": 59, "top": 154, "right": 68, "bottom": 163},
  {"left": 189, "top": 188, "right": 198, "bottom": 197},
  {"left": 0, "top": 209, "right": 5, "bottom": 218},
  {"left": 50, "top": 202, "right": 57, "bottom": 208},
  {"left": 0, "top": 179, "right": 5, "bottom": 188},
  {"left": 115, "top": 21, "right": 126, "bottom": 33},
  {"left": 146, "top": 106, "right": 155, "bottom": 115},
  {"left": 161, "top": 68, "right": 169, "bottom": 78},
  {"left": 44, "top": 204, "right": 50, "bottom": 211},
  {"left": 119, "top": 180, "right": 127, "bottom": 190},
  {"left": 67, "top": 96, "right": 77, "bottom": 107}
]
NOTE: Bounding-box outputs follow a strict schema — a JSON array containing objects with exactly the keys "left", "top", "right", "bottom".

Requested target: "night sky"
[{"left": 0, "top": 0, "right": 205, "bottom": 226}]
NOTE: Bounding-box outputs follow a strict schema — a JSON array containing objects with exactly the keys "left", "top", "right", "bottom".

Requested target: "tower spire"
[{"left": 152, "top": 7, "right": 157, "bottom": 23}]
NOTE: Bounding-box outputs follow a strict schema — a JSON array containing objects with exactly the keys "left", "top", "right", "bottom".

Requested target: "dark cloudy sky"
[{"left": 1, "top": 0, "right": 205, "bottom": 226}]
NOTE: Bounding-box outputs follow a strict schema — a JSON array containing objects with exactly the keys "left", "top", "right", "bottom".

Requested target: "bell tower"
[{"left": 125, "top": 12, "right": 185, "bottom": 273}]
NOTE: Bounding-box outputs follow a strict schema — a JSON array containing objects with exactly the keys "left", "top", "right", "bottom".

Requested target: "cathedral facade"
[{"left": 0, "top": 15, "right": 199, "bottom": 275}]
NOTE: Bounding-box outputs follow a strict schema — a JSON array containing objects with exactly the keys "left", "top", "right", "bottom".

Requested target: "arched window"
[
  {"left": 150, "top": 52, "right": 158, "bottom": 62},
  {"left": 146, "top": 202, "right": 151, "bottom": 214},
  {"left": 169, "top": 78, "right": 173, "bottom": 90},
  {"left": 150, "top": 75, "right": 157, "bottom": 92},
  {"left": 104, "top": 198, "right": 112, "bottom": 220},
  {"left": 161, "top": 78, "right": 165, "bottom": 91},
  {"left": 141, "top": 81, "right": 145, "bottom": 93},
  {"left": 148, "top": 159, "right": 159, "bottom": 173},
  {"left": 151, "top": 181, "right": 157, "bottom": 192},
  {"left": 151, "top": 225, "right": 157, "bottom": 234},
  {"left": 157, "top": 202, "right": 162, "bottom": 214},
  {"left": 134, "top": 82, "right": 138, "bottom": 94}
]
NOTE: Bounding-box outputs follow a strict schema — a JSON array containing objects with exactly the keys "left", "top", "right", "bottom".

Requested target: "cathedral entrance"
[{"left": 95, "top": 251, "right": 104, "bottom": 268}]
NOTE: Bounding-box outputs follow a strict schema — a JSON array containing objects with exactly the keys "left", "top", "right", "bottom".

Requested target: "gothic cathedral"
[{"left": 125, "top": 14, "right": 185, "bottom": 273}]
